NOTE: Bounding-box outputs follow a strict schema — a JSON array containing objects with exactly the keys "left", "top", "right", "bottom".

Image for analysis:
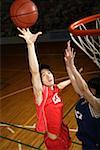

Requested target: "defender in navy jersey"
[
  {"left": 64, "top": 41, "right": 100, "bottom": 150},
  {"left": 75, "top": 98, "right": 100, "bottom": 149}
]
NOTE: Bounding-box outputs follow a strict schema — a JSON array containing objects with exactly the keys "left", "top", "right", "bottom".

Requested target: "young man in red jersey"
[{"left": 17, "top": 28, "right": 71, "bottom": 150}]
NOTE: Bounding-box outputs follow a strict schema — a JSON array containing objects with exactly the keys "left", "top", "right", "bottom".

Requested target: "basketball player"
[
  {"left": 64, "top": 41, "right": 100, "bottom": 150},
  {"left": 17, "top": 28, "right": 71, "bottom": 150}
]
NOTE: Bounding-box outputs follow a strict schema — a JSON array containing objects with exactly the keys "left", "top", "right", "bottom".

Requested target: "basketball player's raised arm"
[
  {"left": 71, "top": 65, "right": 100, "bottom": 112},
  {"left": 17, "top": 28, "right": 43, "bottom": 105},
  {"left": 64, "top": 51, "right": 83, "bottom": 96},
  {"left": 66, "top": 41, "right": 100, "bottom": 112}
]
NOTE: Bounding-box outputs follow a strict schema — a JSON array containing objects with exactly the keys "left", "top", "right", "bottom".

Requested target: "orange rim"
[{"left": 69, "top": 14, "right": 100, "bottom": 36}]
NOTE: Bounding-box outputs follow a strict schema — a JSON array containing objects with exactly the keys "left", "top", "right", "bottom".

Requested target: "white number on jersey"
[
  {"left": 75, "top": 110, "right": 83, "bottom": 120},
  {"left": 52, "top": 93, "right": 61, "bottom": 104}
]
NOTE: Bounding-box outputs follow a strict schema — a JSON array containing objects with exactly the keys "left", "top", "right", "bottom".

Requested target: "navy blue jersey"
[{"left": 75, "top": 98, "right": 100, "bottom": 145}]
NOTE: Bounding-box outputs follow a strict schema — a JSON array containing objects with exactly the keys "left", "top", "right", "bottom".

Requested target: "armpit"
[{"left": 89, "top": 104, "right": 100, "bottom": 118}]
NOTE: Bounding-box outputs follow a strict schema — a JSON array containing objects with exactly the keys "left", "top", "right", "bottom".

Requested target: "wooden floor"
[{"left": 0, "top": 41, "right": 100, "bottom": 150}]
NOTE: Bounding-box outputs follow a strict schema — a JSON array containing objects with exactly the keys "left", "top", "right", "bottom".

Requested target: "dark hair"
[
  {"left": 39, "top": 64, "right": 52, "bottom": 72},
  {"left": 87, "top": 77, "right": 100, "bottom": 98}
]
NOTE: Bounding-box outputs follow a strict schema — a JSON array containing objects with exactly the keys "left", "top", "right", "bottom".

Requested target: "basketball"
[{"left": 10, "top": 0, "right": 38, "bottom": 28}]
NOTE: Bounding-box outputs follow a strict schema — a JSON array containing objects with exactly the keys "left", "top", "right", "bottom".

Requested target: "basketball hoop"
[{"left": 69, "top": 14, "right": 100, "bottom": 68}]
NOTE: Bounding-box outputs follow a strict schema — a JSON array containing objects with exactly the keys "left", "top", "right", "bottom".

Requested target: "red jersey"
[
  {"left": 34, "top": 85, "right": 72, "bottom": 149},
  {"left": 35, "top": 85, "right": 63, "bottom": 134}
]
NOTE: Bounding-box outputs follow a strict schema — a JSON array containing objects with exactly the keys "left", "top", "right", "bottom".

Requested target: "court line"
[
  {"left": 0, "top": 86, "right": 32, "bottom": 100},
  {"left": 0, "top": 122, "right": 44, "bottom": 135},
  {"left": 1, "top": 70, "right": 99, "bottom": 100},
  {"left": 0, "top": 76, "right": 67, "bottom": 100},
  {"left": 0, "top": 135, "right": 42, "bottom": 149}
]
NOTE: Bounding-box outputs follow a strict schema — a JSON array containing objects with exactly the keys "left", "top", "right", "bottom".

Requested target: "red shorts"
[{"left": 44, "top": 123, "right": 71, "bottom": 150}]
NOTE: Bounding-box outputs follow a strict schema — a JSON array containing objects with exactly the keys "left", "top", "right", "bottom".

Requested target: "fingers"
[
  {"left": 67, "top": 40, "right": 71, "bottom": 48},
  {"left": 17, "top": 27, "right": 42, "bottom": 37},
  {"left": 18, "top": 34, "right": 25, "bottom": 39},
  {"left": 64, "top": 49, "right": 68, "bottom": 57},
  {"left": 65, "top": 43, "right": 75, "bottom": 57},
  {"left": 67, "top": 40, "right": 71, "bottom": 51},
  {"left": 26, "top": 28, "right": 31, "bottom": 33},
  {"left": 64, "top": 51, "right": 70, "bottom": 64},
  {"left": 17, "top": 27, "right": 27, "bottom": 35},
  {"left": 22, "top": 28, "right": 26, "bottom": 32},
  {"left": 17, "top": 27, "right": 22, "bottom": 33},
  {"left": 36, "top": 31, "right": 42, "bottom": 37},
  {"left": 66, "top": 40, "right": 70, "bottom": 47},
  {"left": 64, "top": 57, "right": 67, "bottom": 62},
  {"left": 65, "top": 47, "right": 71, "bottom": 57},
  {"left": 17, "top": 27, "right": 21, "bottom": 31},
  {"left": 79, "top": 67, "right": 83, "bottom": 73},
  {"left": 26, "top": 28, "right": 30, "bottom": 32},
  {"left": 17, "top": 27, "right": 30, "bottom": 33},
  {"left": 73, "top": 51, "right": 76, "bottom": 58}
]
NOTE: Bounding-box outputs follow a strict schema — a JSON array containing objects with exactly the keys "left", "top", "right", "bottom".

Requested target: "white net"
[{"left": 70, "top": 18, "right": 100, "bottom": 69}]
